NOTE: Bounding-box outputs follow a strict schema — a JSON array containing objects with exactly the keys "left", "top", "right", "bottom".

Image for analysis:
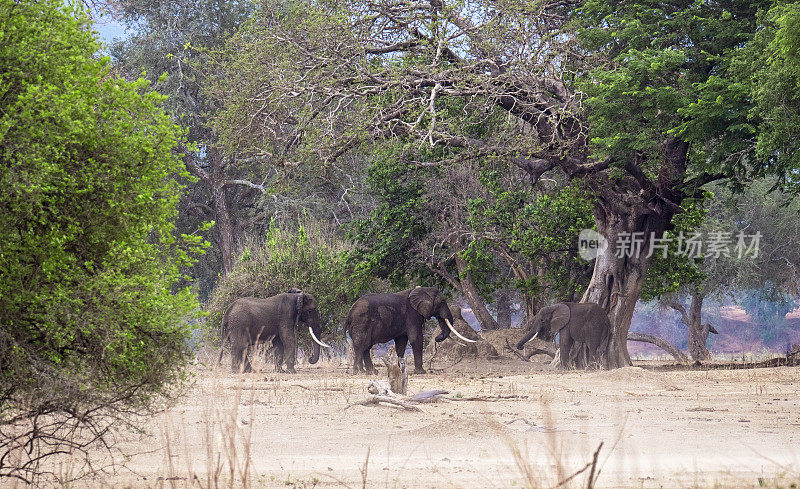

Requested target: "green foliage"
[
  {"left": 0, "top": 0, "right": 202, "bottom": 478},
  {"left": 348, "top": 148, "right": 434, "bottom": 287},
  {"left": 469, "top": 179, "right": 595, "bottom": 302},
  {"left": 576, "top": 0, "right": 767, "bottom": 174},
  {"left": 747, "top": 2, "right": 800, "bottom": 190},
  {"left": 207, "top": 221, "right": 372, "bottom": 342},
  {"left": 645, "top": 177, "right": 800, "bottom": 349},
  {"left": 641, "top": 195, "right": 708, "bottom": 301},
  {"left": 350, "top": 138, "right": 596, "bottom": 307},
  {"left": 111, "top": 0, "right": 253, "bottom": 293}
]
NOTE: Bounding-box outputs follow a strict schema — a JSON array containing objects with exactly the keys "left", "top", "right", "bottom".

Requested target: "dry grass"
[{"left": 28, "top": 358, "right": 800, "bottom": 489}]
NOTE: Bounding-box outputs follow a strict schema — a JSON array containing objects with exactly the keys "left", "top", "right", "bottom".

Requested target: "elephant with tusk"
[
  {"left": 345, "top": 286, "right": 475, "bottom": 375},
  {"left": 218, "top": 290, "right": 329, "bottom": 373},
  {"left": 516, "top": 302, "right": 611, "bottom": 369}
]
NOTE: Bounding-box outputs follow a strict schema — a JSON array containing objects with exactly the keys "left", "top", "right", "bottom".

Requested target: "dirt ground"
[{"left": 65, "top": 355, "right": 800, "bottom": 489}]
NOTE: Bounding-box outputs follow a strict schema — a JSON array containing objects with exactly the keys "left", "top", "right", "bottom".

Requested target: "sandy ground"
[{"left": 63, "top": 355, "right": 800, "bottom": 489}]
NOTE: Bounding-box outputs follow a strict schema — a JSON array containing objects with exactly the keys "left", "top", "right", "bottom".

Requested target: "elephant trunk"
[
  {"left": 434, "top": 317, "right": 450, "bottom": 342},
  {"left": 308, "top": 338, "right": 321, "bottom": 364},
  {"left": 433, "top": 304, "right": 465, "bottom": 342},
  {"left": 516, "top": 330, "right": 539, "bottom": 350},
  {"left": 307, "top": 310, "right": 324, "bottom": 364}
]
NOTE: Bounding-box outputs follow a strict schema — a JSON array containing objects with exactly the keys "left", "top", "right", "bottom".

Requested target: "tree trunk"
[
  {"left": 578, "top": 138, "right": 690, "bottom": 369},
  {"left": 454, "top": 254, "right": 500, "bottom": 331},
  {"left": 185, "top": 147, "right": 237, "bottom": 276},
  {"left": 687, "top": 294, "right": 719, "bottom": 361},
  {"left": 496, "top": 288, "right": 512, "bottom": 329},
  {"left": 668, "top": 293, "right": 717, "bottom": 362},
  {"left": 211, "top": 180, "right": 235, "bottom": 276},
  {"left": 582, "top": 212, "right": 656, "bottom": 368}
]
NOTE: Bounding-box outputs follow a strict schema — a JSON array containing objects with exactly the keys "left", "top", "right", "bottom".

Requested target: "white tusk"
[
  {"left": 531, "top": 331, "right": 539, "bottom": 341},
  {"left": 445, "top": 319, "right": 477, "bottom": 343},
  {"left": 309, "top": 327, "right": 331, "bottom": 348}
]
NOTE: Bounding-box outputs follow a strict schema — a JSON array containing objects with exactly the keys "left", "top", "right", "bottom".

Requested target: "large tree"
[
  {"left": 0, "top": 0, "right": 201, "bottom": 482},
  {"left": 212, "top": 0, "right": 789, "bottom": 367},
  {"left": 348, "top": 146, "right": 593, "bottom": 331},
  {"left": 110, "top": 0, "right": 254, "bottom": 280}
]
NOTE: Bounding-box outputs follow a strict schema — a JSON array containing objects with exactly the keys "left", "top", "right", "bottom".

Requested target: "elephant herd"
[{"left": 218, "top": 287, "right": 612, "bottom": 373}]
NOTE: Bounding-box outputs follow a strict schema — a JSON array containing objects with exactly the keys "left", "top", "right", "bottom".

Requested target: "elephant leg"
[
  {"left": 558, "top": 335, "right": 573, "bottom": 369},
  {"left": 409, "top": 335, "right": 426, "bottom": 374},
  {"left": 394, "top": 335, "right": 408, "bottom": 361},
  {"left": 278, "top": 325, "right": 297, "bottom": 374},
  {"left": 570, "top": 342, "right": 587, "bottom": 369},
  {"left": 362, "top": 349, "right": 377, "bottom": 375},
  {"left": 578, "top": 343, "right": 590, "bottom": 369},
  {"left": 230, "top": 345, "right": 243, "bottom": 373},
  {"left": 586, "top": 347, "right": 599, "bottom": 369},
  {"left": 273, "top": 337, "right": 285, "bottom": 373},
  {"left": 351, "top": 344, "right": 364, "bottom": 373},
  {"left": 232, "top": 344, "right": 253, "bottom": 373},
  {"left": 586, "top": 338, "right": 603, "bottom": 369}
]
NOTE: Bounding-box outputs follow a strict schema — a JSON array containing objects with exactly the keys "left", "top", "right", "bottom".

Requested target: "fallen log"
[
  {"left": 345, "top": 382, "right": 447, "bottom": 411},
  {"left": 345, "top": 395, "right": 422, "bottom": 411}
]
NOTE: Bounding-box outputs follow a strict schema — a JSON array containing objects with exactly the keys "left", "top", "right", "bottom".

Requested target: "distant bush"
[{"left": 206, "top": 221, "right": 375, "bottom": 346}]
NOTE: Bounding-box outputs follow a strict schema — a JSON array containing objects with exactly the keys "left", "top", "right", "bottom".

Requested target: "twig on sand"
[
  {"left": 448, "top": 394, "right": 528, "bottom": 402},
  {"left": 345, "top": 394, "right": 422, "bottom": 411},
  {"left": 505, "top": 339, "right": 530, "bottom": 362},
  {"left": 407, "top": 390, "right": 449, "bottom": 403},
  {"left": 290, "top": 384, "right": 344, "bottom": 392},
  {"left": 344, "top": 382, "right": 449, "bottom": 411}
]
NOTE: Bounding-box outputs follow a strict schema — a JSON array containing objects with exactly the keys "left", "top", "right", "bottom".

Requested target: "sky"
[{"left": 90, "top": 7, "right": 129, "bottom": 47}]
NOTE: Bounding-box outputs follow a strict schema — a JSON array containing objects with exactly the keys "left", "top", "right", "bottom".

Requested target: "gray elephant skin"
[
  {"left": 345, "top": 287, "right": 472, "bottom": 374},
  {"left": 516, "top": 302, "right": 611, "bottom": 369},
  {"left": 218, "top": 291, "right": 327, "bottom": 373}
]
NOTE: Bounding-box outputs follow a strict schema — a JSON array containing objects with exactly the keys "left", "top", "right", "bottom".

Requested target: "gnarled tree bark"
[{"left": 495, "top": 288, "right": 512, "bottom": 329}]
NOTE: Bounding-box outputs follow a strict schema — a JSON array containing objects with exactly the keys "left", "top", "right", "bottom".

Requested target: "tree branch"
[
  {"left": 224, "top": 179, "right": 267, "bottom": 193},
  {"left": 627, "top": 332, "right": 689, "bottom": 364},
  {"left": 184, "top": 154, "right": 209, "bottom": 182},
  {"left": 666, "top": 300, "right": 690, "bottom": 327}
]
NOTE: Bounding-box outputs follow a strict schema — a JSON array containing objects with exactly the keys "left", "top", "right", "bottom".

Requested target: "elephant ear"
[
  {"left": 549, "top": 303, "right": 571, "bottom": 333},
  {"left": 408, "top": 287, "right": 435, "bottom": 318}
]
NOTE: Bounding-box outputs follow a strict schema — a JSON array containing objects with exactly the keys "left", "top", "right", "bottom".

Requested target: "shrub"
[
  {"left": 0, "top": 1, "right": 203, "bottom": 482},
  {"left": 206, "top": 221, "right": 374, "bottom": 347}
]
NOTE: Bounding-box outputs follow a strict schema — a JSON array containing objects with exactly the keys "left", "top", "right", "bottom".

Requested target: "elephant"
[
  {"left": 218, "top": 290, "right": 330, "bottom": 373},
  {"left": 516, "top": 302, "right": 611, "bottom": 369},
  {"left": 345, "top": 287, "right": 476, "bottom": 374}
]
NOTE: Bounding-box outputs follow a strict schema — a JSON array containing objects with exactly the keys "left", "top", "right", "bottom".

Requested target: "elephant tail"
[
  {"left": 343, "top": 313, "right": 352, "bottom": 336},
  {"left": 217, "top": 311, "right": 230, "bottom": 367}
]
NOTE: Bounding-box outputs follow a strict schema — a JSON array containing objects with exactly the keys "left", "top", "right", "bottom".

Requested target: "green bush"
[
  {"left": 206, "top": 221, "right": 374, "bottom": 346},
  {"left": 0, "top": 0, "right": 204, "bottom": 481}
]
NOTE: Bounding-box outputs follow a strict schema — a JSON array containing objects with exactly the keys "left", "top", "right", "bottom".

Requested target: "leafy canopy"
[{"left": 577, "top": 0, "right": 768, "bottom": 175}]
